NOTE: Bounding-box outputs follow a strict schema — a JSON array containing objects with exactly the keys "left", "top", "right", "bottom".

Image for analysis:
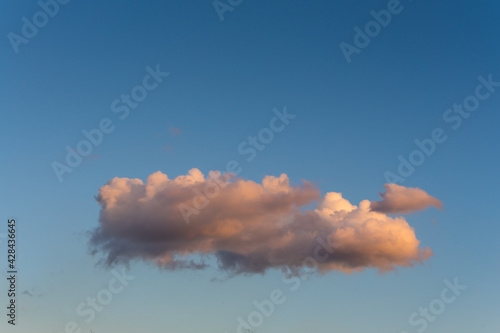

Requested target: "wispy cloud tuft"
[
  {"left": 370, "top": 183, "right": 443, "bottom": 214},
  {"left": 168, "top": 126, "right": 182, "bottom": 137}
]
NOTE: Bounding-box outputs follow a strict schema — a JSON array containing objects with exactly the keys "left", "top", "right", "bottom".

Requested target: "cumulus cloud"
[
  {"left": 370, "top": 183, "right": 443, "bottom": 214},
  {"left": 89, "top": 170, "right": 435, "bottom": 275}
]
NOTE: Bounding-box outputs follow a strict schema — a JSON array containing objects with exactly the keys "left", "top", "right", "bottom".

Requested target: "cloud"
[
  {"left": 89, "top": 170, "right": 435, "bottom": 276},
  {"left": 370, "top": 183, "right": 443, "bottom": 214},
  {"left": 161, "top": 144, "right": 172, "bottom": 152},
  {"left": 168, "top": 126, "right": 182, "bottom": 137},
  {"left": 22, "top": 288, "right": 43, "bottom": 298},
  {"left": 22, "top": 290, "right": 34, "bottom": 297}
]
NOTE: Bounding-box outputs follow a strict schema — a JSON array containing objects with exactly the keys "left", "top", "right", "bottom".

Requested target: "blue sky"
[{"left": 1, "top": 0, "right": 500, "bottom": 332}]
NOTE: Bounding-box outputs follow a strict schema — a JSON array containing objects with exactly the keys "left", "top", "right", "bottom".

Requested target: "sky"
[{"left": 1, "top": 0, "right": 500, "bottom": 332}]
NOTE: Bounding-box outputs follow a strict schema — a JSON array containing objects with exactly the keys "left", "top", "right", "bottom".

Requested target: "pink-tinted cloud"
[
  {"left": 370, "top": 183, "right": 443, "bottom": 214},
  {"left": 89, "top": 171, "right": 435, "bottom": 275},
  {"left": 161, "top": 144, "right": 172, "bottom": 152},
  {"left": 168, "top": 126, "right": 182, "bottom": 137}
]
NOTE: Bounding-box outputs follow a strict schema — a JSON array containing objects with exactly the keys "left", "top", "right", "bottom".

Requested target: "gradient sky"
[{"left": 1, "top": 0, "right": 500, "bottom": 332}]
